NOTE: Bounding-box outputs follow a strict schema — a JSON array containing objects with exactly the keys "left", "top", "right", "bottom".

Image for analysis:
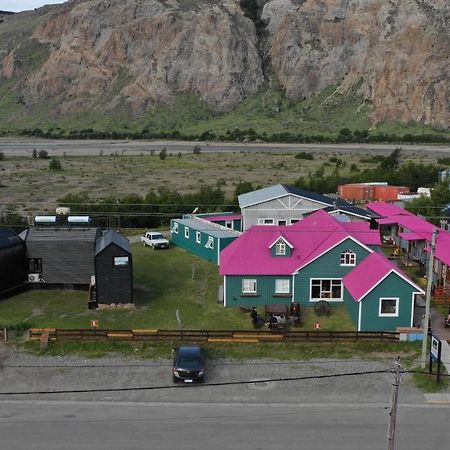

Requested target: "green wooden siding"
[
  {"left": 170, "top": 219, "right": 236, "bottom": 265},
  {"left": 358, "top": 272, "right": 417, "bottom": 331},
  {"left": 270, "top": 239, "right": 293, "bottom": 257},
  {"left": 294, "top": 238, "right": 371, "bottom": 306},
  {"left": 225, "top": 275, "right": 293, "bottom": 308}
]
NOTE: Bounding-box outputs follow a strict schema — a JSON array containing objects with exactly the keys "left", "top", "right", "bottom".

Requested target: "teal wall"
[
  {"left": 225, "top": 275, "right": 293, "bottom": 308},
  {"left": 358, "top": 272, "right": 417, "bottom": 331},
  {"left": 170, "top": 219, "right": 237, "bottom": 265},
  {"left": 344, "top": 290, "right": 359, "bottom": 326},
  {"left": 294, "top": 238, "right": 371, "bottom": 305}
]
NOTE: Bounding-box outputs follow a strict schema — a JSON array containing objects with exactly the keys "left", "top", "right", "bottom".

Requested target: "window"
[
  {"left": 340, "top": 249, "right": 356, "bottom": 266},
  {"left": 275, "top": 240, "right": 286, "bottom": 255},
  {"left": 225, "top": 220, "right": 233, "bottom": 229},
  {"left": 310, "top": 279, "right": 342, "bottom": 300},
  {"left": 205, "top": 236, "right": 214, "bottom": 249},
  {"left": 172, "top": 222, "right": 179, "bottom": 234},
  {"left": 114, "top": 256, "right": 129, "bottom": 267},
  {"left": 28, "top": 258, "right": 42, "bottom": 273},
  {"left": 242, "top": 279, "right": 257, "bottom": 294},
  {"left": 379, "top": 298, "right": 399, "bottom": 317},
  {"left": 275, "top": 279, "right": 290, "bottom": 294},
  {"left": 184, "top": 227, "right": 190, "bottom": 239},
  {"left": 290, "top": 219, "right": 300, "bottom": 225},
  {"left": 196, "top": 231, "right": 201, "bottom": 244},
  {"left": 258, "top": 218, "right": 274, "bottom": 225},
  {"left": 278, "top": 219, "right": 287, "bottom": 226}
]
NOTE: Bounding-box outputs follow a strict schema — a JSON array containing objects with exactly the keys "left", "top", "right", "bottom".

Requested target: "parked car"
[
  {"left": 141, "top": 231, "right": 169, "bottom": 249},
  {"left": 172, "top": 346, "right": 206, "bottom": 383}
]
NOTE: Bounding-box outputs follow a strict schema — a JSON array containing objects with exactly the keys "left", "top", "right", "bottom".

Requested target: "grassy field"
[
  {"left": 0, "top": 149, "right": 441, "bottom": 213},
  {"left": 0, "top": 244, "right": 355, "bottom": 331}
]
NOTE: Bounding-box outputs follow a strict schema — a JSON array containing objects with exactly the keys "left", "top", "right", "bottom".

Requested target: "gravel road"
[{"left": 0, "top": 345, "right": 427, "bottom": 404}]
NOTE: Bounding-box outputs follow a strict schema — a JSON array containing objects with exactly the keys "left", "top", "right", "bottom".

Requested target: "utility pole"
[
  {"left": 387, "top": 357, "right": 402, "bottom": 450},
  {"left": 421, "top": 229, "right": 438, "bottom": 368}
]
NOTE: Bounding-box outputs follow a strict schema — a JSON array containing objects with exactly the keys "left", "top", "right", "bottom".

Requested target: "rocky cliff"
[{"left": 0, "top": 0, "right": 448, "bottom": 129}]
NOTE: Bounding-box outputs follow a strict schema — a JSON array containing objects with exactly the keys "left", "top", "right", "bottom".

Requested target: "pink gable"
[
  {"left": 343, "top": 253, "right": 421, "bottom": 302},
  {"left": 220, "top": 210, "right": 379, "bottom": 275}
]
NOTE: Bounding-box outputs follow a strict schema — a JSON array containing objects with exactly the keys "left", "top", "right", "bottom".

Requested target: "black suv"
[{"left": 172, "top": 346, "right": 206, "bottom": 383}]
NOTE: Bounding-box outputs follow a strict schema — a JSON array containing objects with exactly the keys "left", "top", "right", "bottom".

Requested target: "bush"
[
  {"left": 294, "top": 152, "right": 314, "bottom": 160},
  {"left": 38, "top": 150, "right": 49, "bottom": 159},
  {"left": 0, "top": 152, "right": 4, "bottom": 161},
  {"left": 193, "top": 145, "right": 202, "bottom": 154},
  {"left": 49, "top": 158, "right": 62, "bottom": 170},
  {"left": 159, "top": 148, "right": 167, "bottom": 160}
]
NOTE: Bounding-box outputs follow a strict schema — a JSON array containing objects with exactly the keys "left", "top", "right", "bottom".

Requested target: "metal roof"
[
  {"left": 238, "top": 184, "right": 372, "bottom": 218},
  {"left": 23, "top": 227, "right": 99, "bottom": 242},
  {"left": 0, "top": 228, "right": 23, "bottom": 248},
  {"left": 175, "top": 217, "right": 240, "bottom": 239},
  {"left": 95, "top": 229, "right": 131, "bottom": 255}
]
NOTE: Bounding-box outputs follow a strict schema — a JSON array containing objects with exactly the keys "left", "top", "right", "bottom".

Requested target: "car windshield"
[
  {"left": 177, "top": 354, "right": 203, "bottom": 370},
  {"left": 152, "top": 234, "right": 165, "bottom": 239}
]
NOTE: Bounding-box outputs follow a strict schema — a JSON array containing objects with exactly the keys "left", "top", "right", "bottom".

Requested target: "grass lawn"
[{"left": 0, "top": 244, "right": 355, "bottom": 331}]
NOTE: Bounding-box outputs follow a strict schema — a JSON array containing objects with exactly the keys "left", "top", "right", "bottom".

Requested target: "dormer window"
[
  {"left": 340, "top": 249, "right": 356, "bottom": 266},
  {"left": 275, "top": 240, "right": 286, "bottom": 255},
  {"left": 269, "top": 236, "right": 293, "bottom": 257}
]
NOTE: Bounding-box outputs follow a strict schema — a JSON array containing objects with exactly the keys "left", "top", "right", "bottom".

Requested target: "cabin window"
[
  {"left": 242, "top": 279, "right": 257, "bottom": 294},
  {"left": 196, "top": 231, "right": 201, "bottom": 244},
  {"left": 114, "top": 256, "right": 129, "bottom": 267},
  {"left": 340, "top": 249, "right": 356, "bottom": 266},
  {"left": 225, "top": 220, "right": 233, "bottom": 229},
  {"left": 28, "top": 258, "right": 42, "bottom": 273},
  {"left": 310, "top": 279, "right": 342, "bottom": 300},
  {"left": 184, "top": 227, "right": 190, "bottom": 239},
  {"left": 275, "top": 240, "right": 286, "bottom": 256},
  {"left": 379, "top": 298, "right": 399, "bottom": 317},
  {"left": 172, "top": 222, "right": 179, "bottom": 234},
  {"left": 205, "top": 236, "right": 214, "bottom": 249},
  {"left": 258, "top": 218, "right": 274, "bottom": 225},
  {"left": 275, "top": 279, "right": 290, "bottom": 294},
  {"left": 290, "top": 219, "right": 300, "bottom": 225},
  {"left": 278, "top": 219, "right": 287, "bottom": 226}
]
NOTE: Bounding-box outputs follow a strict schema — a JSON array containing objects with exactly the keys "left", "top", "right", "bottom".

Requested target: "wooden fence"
[{"left": 29, "top": 328, "right": 399, "bottom": 344}]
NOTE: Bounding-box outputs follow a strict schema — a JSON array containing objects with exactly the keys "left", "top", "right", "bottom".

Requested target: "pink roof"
[
  {"left": 220, "top": 210, "right": 379, "bottom": 275},
  {"left": 366, "top": 202, "right": 415, "bottom": 218},
  {"left": 343, "top": 252, "right": 423, "bottom": 302},
  {"left": 204, "top": 215, "right": 241, "bottom": 222},
  {"left": 435, "top": 233, "right": 450, "bottom": 266},
  {"left": 398, "top": 231, "right": 424, "bottom": 241}
]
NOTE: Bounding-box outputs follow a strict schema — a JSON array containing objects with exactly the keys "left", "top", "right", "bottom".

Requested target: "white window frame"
[
  {"left": 310, "top": 278, "right": 343, "bottom": 301},
  {"left": 184, "top": 227, "right": 189, "bottom": 239},
  {"left": 242, "top": 279, "right": 257, "bottom": 294},
  {"left": 275, "top": 279, "right": 290, "bottom": 294},
  {"left": 258, "top": 218, "right": 274, "bottom": 225},
  {"left": 225, "top": 220, "right": 233, "bottom": 229},
  {"left": 205, "top": 236, "right": 214, "bottom": 249},
  {"left": 275, "top": 240, "right": 286, "bottom": 256},
  {"left": 278, "top": 219, "right": 287, "bottom": 226},
  {"left": 290, "top": 219, "right": 300, "bottom": 225},
  {"left": 172, "top": 222, "right": 179, "bottom": 234},
  {"left": 196, "top": 231, "right": 201, "bottom": 244},
  {"left": 340, "top": 249, "right": 356, "bottom": 266},
  {"left": 379, "top": 297, "right": 399, "bottom": 317}
]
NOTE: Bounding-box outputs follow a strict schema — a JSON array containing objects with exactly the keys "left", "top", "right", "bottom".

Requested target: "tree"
[
  {"left": 233, "top": 181, "right": 254, "bottom": 204},
  {"left": 159, "top": 148, "right": 167, "bottom": 160},
  {"left": 38, "top": 150, "right": 48, "bottom": 159},
  {"left": 32, "top": 149, "right": 37, "bottom": 158},
  {"left": 49, "top": 158, "right": 62, "bottom": 170}
]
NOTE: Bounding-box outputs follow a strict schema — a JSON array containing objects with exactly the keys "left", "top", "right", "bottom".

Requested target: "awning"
[
  {"left": 399, "top": 232, "right": 424, "bottom": 241},
  {"left": 376, "top": 217, "right": 398, "bottom": 225}
]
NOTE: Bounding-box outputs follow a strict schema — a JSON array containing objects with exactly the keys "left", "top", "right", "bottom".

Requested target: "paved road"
[
  {"left": 0, "top": 400, "right": 448, "bottom": 450},
  {"left": 1, "top": 138, "right": 449, "bottom": 156}
]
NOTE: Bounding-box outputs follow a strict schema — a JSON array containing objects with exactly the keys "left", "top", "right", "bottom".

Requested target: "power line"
[{"left": 0, "top": 369, "right": 447, "bottom": 396}]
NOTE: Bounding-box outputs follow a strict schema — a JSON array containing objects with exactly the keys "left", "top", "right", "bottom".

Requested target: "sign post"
[{"left": 429, "top": 335, "right": 442, "bottom": 383}]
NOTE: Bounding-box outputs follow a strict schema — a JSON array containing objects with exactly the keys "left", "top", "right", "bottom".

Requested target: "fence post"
[{"left": 3, "top": 328, "right": 7, "bottom": 343}]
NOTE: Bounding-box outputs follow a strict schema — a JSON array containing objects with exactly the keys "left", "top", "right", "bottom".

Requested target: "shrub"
[
  {"left": 295, "top": 152, "right": 314, "bottom": 160},
  {"left": 49, "top": 158, "right": 62, "bottom": 170},
  {"left": 38, "top": 150, "right": 48, "bottom": 159},
  {"left": 193, "top": 145, "right": 202, "bottom": 154},
  {"left": 0, "top": 152, "right": 4, "bottom": 161},
  {"left": 159, "top": 148, "right": 167, "bottom": 160}
]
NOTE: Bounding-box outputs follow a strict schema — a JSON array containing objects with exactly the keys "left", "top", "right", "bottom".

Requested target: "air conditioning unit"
[{"left": 28, "top": 274, "right": 40, "bottom": 283}]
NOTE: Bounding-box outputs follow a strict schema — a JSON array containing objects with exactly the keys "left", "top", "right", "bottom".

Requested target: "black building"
[
  {"left": 95, "top": 230, "right": 133, "bottom": 304},
  {"left": 0, "top": 228, "right": 27, "bottom": 298},
  {"left": 20, "top": 227, "right": 101, "bottom": 286}
]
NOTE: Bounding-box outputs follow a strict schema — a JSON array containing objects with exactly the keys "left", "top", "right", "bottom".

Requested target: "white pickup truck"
[{"left": 141, "top": 231, "right": 170, "bottom": 249}]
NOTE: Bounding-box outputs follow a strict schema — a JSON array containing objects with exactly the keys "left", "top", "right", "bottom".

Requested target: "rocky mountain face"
[{"left": 0, "top": 0, "right": 449, "bottom": 128}]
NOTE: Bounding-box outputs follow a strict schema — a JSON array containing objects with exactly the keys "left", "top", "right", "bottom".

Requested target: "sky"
[{"left": 1, "top": 1, "right": 66, "bottom": 12}]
